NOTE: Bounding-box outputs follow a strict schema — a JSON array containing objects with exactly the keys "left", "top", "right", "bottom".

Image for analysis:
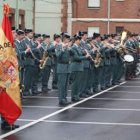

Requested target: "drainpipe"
[
  {"left": 33, "top": 0, "right": 35, "bottom": 31},
  {"left": 15, "top": 0, "right": 19, "bottom": 28},
  {"left": 107, "top": 0, "right": 110, "bottom": 34}
]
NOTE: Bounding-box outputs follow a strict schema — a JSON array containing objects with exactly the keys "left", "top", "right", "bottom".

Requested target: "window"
[
  {"left": 88, "top": 27, "right": 100, "bottom": 37},
  {"left": 88, "top": 0, "right": 100, "bottom": 8},
  {"left": 116, "top": 26, "right": 124, "bottom": 34}
]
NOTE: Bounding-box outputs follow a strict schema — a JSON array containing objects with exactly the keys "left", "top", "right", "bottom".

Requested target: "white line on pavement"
[
  {"left": 43, "top": 120, "right": 140, "bottom": 126},
  {"left": 17, "top": 119, "right": 140, "bottom": 127},
  {"left": 107, "top": 91, "right": 140, "bottom": 93},
  {"left": 0, "top": 82, "right": 125, "bottom": 139},
  {"left": 92, "top": 98, "right": 140, "bottom": 101},
  {"left": 21, "top": 106, "right": 140, "bottom": 111}
]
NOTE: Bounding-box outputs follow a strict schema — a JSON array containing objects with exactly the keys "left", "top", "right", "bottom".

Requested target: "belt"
[{"left": 58, "top": 62, "right": 70, "bottom": 64}]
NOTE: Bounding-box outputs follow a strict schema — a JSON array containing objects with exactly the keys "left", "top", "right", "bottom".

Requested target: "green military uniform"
[
  {"left": 80, "top": 40, "right": 92, "bottom": 97},
  {"left": 104, "top": 46, "right": 112, "bottom": 87},
  {"left": 41, "top": 42, "right": 52, "bottom": 92},
  {"left": 49, "top": 43, "right": 58, "bottom": 89},
  {"left": 110, "top": 47, "right": 118, "bottom": 85},
  {"left": 70, "top": 43, "right": 87, "bottom": 101},
  {"left": 14, "top": 39, "right": 26, "bottom": 89},
  {"left": 22, "top": 37, "right": 40, "bottom": 95},
  {"left": 99, "top": 44, "right": 106, "bottom": 90},
  {"left": 32, "top": 40, "right": 43, "bottom": 94},
  {"left": 92, "top": 41, "right": 102, "bottom": 92},
  {"left": 116, "top": 49, "right": 125, "bottom": 82},
  {"left": 56, "top": 44, "right": 71, "bottom": 104}
]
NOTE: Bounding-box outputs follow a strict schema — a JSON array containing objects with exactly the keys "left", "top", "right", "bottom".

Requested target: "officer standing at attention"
[
  {"left": 92, "top": 33, "right": 102, "bottom": 92},
  {"left": 80, "top": 31, "right": 92, "bottom": 97},
  {"left": 50, "top": 34, "right": 61, "bottom": 89},
  {"left": 56, "top": 33, "right": 71, "bottom": 105},
  {"left": 70, "top": 35, "right": 90, "bottom": 102},
  {"left": 14, "top": 29, "right": 28, "bottom": 92},
  {"left": 22, "top": 29, "right": 40, "bottom": 96},
  {"left": 41, "top": 34, "right": 52, "bottom": 92},
  {"left": 32, "top": 33, "right": 43, "bottom": 95}
]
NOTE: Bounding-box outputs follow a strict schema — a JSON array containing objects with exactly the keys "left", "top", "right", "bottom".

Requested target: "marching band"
[{"left": 13, "top": 28, "right": 140, "bottom": 105}]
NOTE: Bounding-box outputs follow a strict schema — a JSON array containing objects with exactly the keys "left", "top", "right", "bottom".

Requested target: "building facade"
[
  {"left": 0, "top": 0, "right": 34, "bottom": 29},
  {"left": 72, "top": 0, "right": 140, "bottom": 36},
  {"left": 35, "top": 0, "right": 72, "bottom": 37}
]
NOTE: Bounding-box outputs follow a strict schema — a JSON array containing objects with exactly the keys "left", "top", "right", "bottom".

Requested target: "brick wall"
[
  {"left": 72, "top": 0, "right": 108, "bottom": 18},
  {"left": 111, "top": 0, "right": 140, "bottom": 18},
  {"left": 72, "top": 21, "right": 108, "bottom": 35},
  {"left": 72, "top": 21, "right": 140, "bottom": 35},
  {"left": 72, "top": 0, "right": 140, "bottom": 35}
]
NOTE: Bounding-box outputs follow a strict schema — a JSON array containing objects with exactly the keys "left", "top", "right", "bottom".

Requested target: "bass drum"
[{"left": 124, "top": 54, "right": 134, "bottom": 63}]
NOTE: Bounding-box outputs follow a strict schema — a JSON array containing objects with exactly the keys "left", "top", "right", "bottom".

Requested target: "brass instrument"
[
  {"left": 84, "top": 49, "right": 95, "bottom": 63},
  {"left": 39, "top": 43, "right": 51, "bottom": 69},
  {"left": 93, "top": 42, "right": 102, "bottom": 68},
  {"left": 39, "top": 50, "right": 49, "bottom": 69}
]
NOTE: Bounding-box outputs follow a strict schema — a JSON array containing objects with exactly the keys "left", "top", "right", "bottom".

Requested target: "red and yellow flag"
[{"left": 0, "top": 3, "right": 22, "bottom": 125}]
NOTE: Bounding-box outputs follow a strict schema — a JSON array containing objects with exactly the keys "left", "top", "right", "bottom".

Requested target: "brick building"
[{"left": 72, "top": 0, "right": 140, "bottom": 36}]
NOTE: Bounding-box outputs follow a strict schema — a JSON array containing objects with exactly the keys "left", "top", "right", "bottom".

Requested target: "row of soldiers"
[
  {"left": 13, "top": 27, "right": 140, "bottom": 106},
  {"left": 1, "top": 28, "right": 139, "bottom": 131}
]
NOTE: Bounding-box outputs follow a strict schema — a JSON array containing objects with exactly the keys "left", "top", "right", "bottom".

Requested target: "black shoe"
[
  {"left": 86, "top": 90, "right": 93, "bottom": 95},
  {"left": 59, "top": 101, "right": 71, "bottom": 106},
  {"left": 101, "top": 87, "right": 106, "bottom": 90},
  {"left": 47, "top": 88, "right": 51, "bottom": 91},
  {"left": 80, "top": 94, "right": 89, "bottom": 98},
  {"left": 42, "top": 88, "right": 51, "bottom": 93},
  {"left": 52, "top": 86, "right": 58, "bottom": 89},
  {"left": 1, "top": 124, "right": 19, "bottom": 131},
  {"left": 32, "top": 91, "right": 41, "bottom": 95},
  {"left": 22, "top": 92, "right": 30, "bottom": 96},
  {"left": 71, "top": 98, "right": 81, "bottom": 102}
]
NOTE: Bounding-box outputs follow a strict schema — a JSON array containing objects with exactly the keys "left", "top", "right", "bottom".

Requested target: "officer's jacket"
[
  {"left": 80, "top": 40, "right": 90, "bottom": 69},
  {"left": 55, "top": 44, "right": 71, "bottom": 74},
  {"left": 22, "top": 38, "right": 39, "bottom": 66},
  {"left": 14, "top": 40, "right": 26, "bottom": 68},
  {"left": 70, "top": 44, "right": 87, "bottom": 72}
]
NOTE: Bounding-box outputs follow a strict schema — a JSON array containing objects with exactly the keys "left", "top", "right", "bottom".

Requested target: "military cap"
[
  {"left": 93, "top": 33, "right": 101, "bottom": 39},
  {"left": 16, "top": 29, "right": 25, "bottom": 35}
]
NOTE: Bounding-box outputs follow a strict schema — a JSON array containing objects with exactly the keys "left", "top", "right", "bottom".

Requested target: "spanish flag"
[{"left": 0, "top": 4, "right": 22, "bottom": 125}]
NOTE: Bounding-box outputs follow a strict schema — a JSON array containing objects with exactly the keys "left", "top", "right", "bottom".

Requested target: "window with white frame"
[
  {"left": 88, "top": 27, "right": 100, "bottom": 37},
  {"left": 88, "top": 0, "right": 100, "bottom": 8}
]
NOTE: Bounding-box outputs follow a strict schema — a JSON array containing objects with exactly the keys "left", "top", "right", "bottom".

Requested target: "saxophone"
[
  {"left": 39, "top": 43, "right": 50, "bottom": 69},
  {"left": 39, "top": 50, "right": 49, "bottom": 69},
  {"left": 94, "top": 43, "right": 102, "bottom": 68}
]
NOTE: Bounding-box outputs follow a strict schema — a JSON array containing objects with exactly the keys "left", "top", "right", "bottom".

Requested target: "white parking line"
[
  {"left": 22, "top": 96, "right": 58, "bottom": 99},
  {"left": 17, "top": 119, "right": 140, "bottom": 127},
  {"left": 22, "top": 105, "right": 140, "bottom": 112},
  {"left": 43, "top": 120, "right": 140, "bottom": 126},
  {"left": 0, "top": 82, "right": 125, "bottom": 139},
  {"left": 22, "top": 105, "right": 63, "bottom": 109},
  {"left": 121, "top": 85, "right": 140, "bottom": 87},
  {"left": 92, "top": 98, "right": 140, "bottom": 101},
  {"left": 108, "top": 91, "right": 140, "bottom": 93}
]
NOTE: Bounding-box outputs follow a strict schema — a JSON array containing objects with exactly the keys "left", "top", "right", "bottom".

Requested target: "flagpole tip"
[{"left": 3, "top": 3, "right": 10, "bottom": 16}]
